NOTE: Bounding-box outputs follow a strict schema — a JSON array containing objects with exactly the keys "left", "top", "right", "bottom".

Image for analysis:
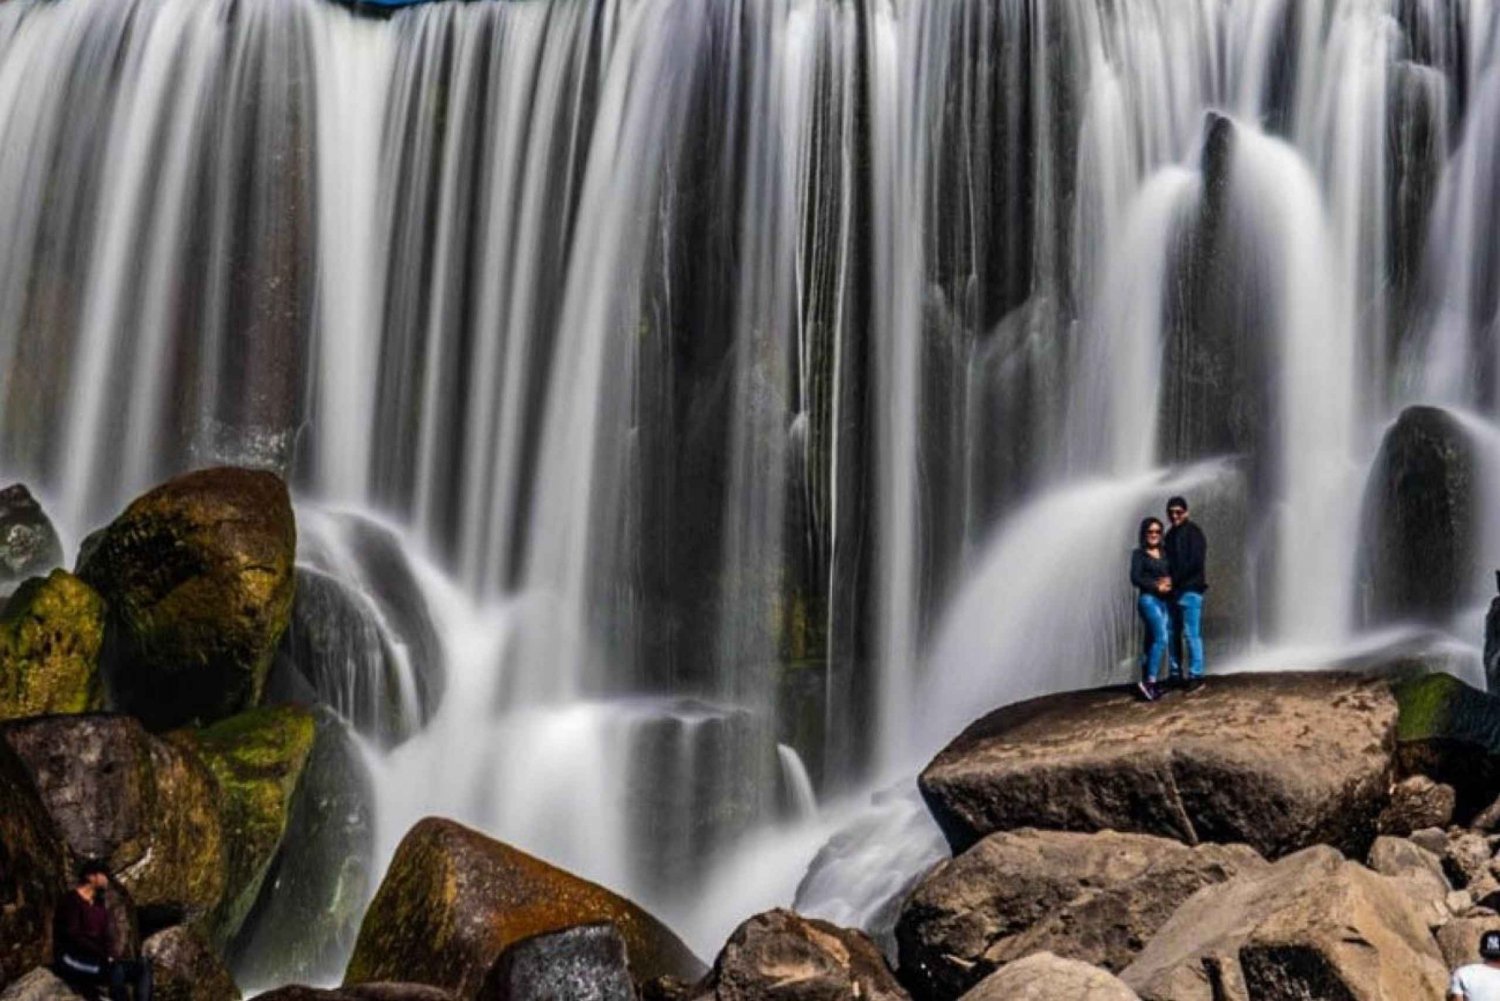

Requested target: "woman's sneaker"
[{"left": 1136, "top": 679, "right": 1160, "bottom": 702}]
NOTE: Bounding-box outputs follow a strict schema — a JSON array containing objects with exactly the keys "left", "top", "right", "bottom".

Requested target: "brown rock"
[
  {"left": 1119, "top": 846, "right": 1447, "bottom": 1000},
  {"left": 688, "top": 909, "right": 906, "bottom": 1001},
  {"left": 0, "top": 968, "right": 81, "bottom": 1001},
  {"left": 895, "top": 829, "right": 1263, "bottom": 1000},
  {"left": 1377, "top": 775, "right": 1455, "bottom": 834},
  {"left": 1445, "top": 831, "right": 1493, "bottom": 888},
  {"left": 76, "top": 467, "right": 296, "bottom": 730},
  {"left": 919, "top": 672, "right": 1396, "bottom": 858},
  {"left": 1, "top": 715, "right": 224, "bottom": 928},
  {"left": 344, "top": 818, "right": 703, "bottom": 997},
  {"left": 1438, "top": 916, "right": 1500, "bottom": 969},
  {"left": 1365, "top": 835, "right": 1449, "bottom": 927},
  {"left": 959, "top": 952, "right": 1140, "bottom": 1001},
  {"left": 1410, "top": 827, "right": 1449, "bottom": 853},
  {"left": 141, "top": 926, "right": 241, "bottom": 1001},
  {"left": 0, "top": 741, "right": 66, "bottom": 987}
]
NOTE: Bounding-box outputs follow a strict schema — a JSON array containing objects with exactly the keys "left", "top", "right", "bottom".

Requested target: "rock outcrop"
[
  {"left": 958, "top": 952, "right": 1140, "bottom": 1001},
  {"left": 0, "top": 739, "right": 66, "bottom": 987},
  {"left": 169, "top": 704, "right": 315, "bottom": 943},
  {"left": 477, "top": 924, "right": 634, "bottom": 1001},
  {"left": 77, "top": 466, "right": 296, "bottom": 730},
  {"left": 1392, "top": 671, "right": 1500, "bottom": 819},
  {"left": 919, "top": 672, "right": 1396, "bottom": 857},
  {"left": 141, "top": 926, "right": 242, "bottom": 1001},
  {"left": 896, "top": 829, "right": 1264, "bottom": 1000},
  {"left": 0, "top": 570, "right": 105, "bottom": 722},
  {"left": 1, "top": 714, "right": 224, "bottom": 926},
  {"left": 345, "top": 818, "right": 703, "bottom": 996},
  {"left": 1119, "top": 846, "right": 1448, "bottom": 1000},
  {"left": 688, "top": 910, "right": 906, "bottom": 1001}
]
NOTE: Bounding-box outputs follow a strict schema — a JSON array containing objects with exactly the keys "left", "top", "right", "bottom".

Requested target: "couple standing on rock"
[{"left": 1130, "top": 495, "right": 1207, "bottom": 702}]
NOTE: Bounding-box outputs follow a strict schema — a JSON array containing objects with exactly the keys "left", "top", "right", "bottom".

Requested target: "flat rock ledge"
[{"left": 919, "top": 671, "right": 1396, "bottom": 858}]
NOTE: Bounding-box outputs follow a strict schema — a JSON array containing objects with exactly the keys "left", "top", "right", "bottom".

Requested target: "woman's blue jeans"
[{"left": 1137, "top": 593, "right": 1172, "bottom": 682}]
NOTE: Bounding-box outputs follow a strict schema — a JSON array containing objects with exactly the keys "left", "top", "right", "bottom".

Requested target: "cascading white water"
[{"left": 2, "top": 0, "right": 1500, "bottom": 981}]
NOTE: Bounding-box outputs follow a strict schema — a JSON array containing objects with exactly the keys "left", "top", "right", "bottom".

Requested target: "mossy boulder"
[
  {"left": 1393, "top": 671, "right": 1500, "bottom": 820},
  {"left": 230, "top": 707, "right": 375, "bottom": 985},
  {"left": 141, "top": 926, "right": 242, "bottom": 1001},
  {"left": 0, "top": 570, "right": 105, "bottom": 721},
  {"left": 0, "top": 714, "right": 223, "bottom": 928},
  {"left": 0, "top": 738, "right": 66, "bottom": 987},
  {"left": 345, "top": 818, "right": 704, "bottom": 997},
  {"left": 170, "top": 704, "right": 315, "bottom": 944},
  {"left": 77, "top": 467, "right": 296, "bottom": 730},
  {"left": 0, "top": 486, "right": 63, "bottom": 594}
]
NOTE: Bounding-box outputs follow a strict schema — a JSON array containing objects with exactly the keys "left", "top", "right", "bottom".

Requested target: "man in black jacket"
[
  {"left": 1164, "top": 496, "right": 1208, "bottom": 693},
  {"left": 54, "top": 860, "right": 153, "bottom": 1001}
]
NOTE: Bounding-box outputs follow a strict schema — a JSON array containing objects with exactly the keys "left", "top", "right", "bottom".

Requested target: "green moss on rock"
[
  {"left": 1393, "top": 671, "right": 1500, "bottom": 821},
  {"left": 77, "top": 467, "right": 296, "bottom": 730},
  {"left": 172, "top": 704, "right": 315, "bottom": 944},
  {"left": 0, "top": 570, "right": 105, "bottom": 721}
]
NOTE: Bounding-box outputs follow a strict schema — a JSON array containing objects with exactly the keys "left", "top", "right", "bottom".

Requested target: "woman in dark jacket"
[{"left": 1131, "top": 517, "right": 1172, "bottom": 702}]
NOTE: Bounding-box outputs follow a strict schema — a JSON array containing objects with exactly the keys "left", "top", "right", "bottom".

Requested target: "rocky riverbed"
[{"left": 4, "top": 467, "right": 1500, "bottom": 1000}]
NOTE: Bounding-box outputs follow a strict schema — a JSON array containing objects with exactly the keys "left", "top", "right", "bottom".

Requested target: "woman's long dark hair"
[{"left": 1138, "top": 517, "right": 1164, "bottom": 548}]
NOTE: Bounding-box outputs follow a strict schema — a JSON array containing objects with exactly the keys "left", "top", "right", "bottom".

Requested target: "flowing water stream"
[{"left": 1, "top": 0, "right": 1499, "bottom": 979}]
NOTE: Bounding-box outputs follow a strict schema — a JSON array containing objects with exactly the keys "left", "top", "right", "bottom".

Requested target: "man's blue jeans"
[
  {"left": 1175, "top": 591, "right": 1205, "bottom": 679},
  {"left": 1137, "top": 593, "right": 1172, "bottom": 682}
]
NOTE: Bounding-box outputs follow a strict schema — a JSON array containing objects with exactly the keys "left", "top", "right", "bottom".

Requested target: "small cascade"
[{"left": 777, "top": 744, "right": 819, "bottom": 820}]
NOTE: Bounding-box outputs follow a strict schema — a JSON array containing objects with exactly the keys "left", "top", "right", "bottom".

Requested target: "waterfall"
[{"left": 1, "top": 0, "right": 1499, "bottom": 972}]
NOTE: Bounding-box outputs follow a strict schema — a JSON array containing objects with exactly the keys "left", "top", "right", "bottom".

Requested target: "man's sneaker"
[
  {"left": 1136, "top": 679, "right": 1160, "bottom": 702},
  {"left": 1184, "top": 677, "right": 1205, "bottom": 695}
]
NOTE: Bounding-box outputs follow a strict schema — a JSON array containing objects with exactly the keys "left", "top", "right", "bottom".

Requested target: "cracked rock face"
[
  {"left": 918, "top": 672, "right": 1397, "bottom": 859},
  {"left": 894, "top": 829, "right": 1263, "bottom": 1001}
]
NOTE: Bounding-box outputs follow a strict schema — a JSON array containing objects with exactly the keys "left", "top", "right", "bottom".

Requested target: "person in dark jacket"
[
  {"left": 54, "top": 859, "right": 152, "bottom": 1001},
  {"left": 1130, "top": 517, "right": 1173, "bottom": 702},
  {"left": 1164, "top": 495, "right": 1208, "bottom": 693}
]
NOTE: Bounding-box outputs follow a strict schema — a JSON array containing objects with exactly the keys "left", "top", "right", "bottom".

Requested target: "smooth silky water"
[{"left": 0, "top": 0, "right": 1498, "bottom": 980}]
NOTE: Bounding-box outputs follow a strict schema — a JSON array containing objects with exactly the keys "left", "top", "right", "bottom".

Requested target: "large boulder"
[
  {"left": 1392, "top": 671, "right": 1500, "bottom": 818},
  {"left": 345, "top": 818, "right": 703, "bottom": 997},
  {"left": 169, "top": 705, "right": 315, "bottom": 944},
  {"left": 1119, "top": 846, "right": 1448, "bottom": 1000},
  {"left": 76, "top": 467, "right": 296, "bottom": 730},
  {"left": 279, "top": 568, "right": 423, "bottom": 747},
  {"left": 919, "top": 672, "right": 1396, "bottom": 858},
  {"left": 0, "top": 739, "right": 66, "bottom": 987},
  {"left": 895, "top": 829, "right": 1263, "bottom": 1001},
  {"left": 1, "top": 714, "right": 224, "bottom": 928},
  {"left": 0, "top": 570, "right": 105, "bottom": 722},
  {"left": 229, "top": 707, "right": 375, "bottom": 985},
  {"left": 141, "top": 926, "right": 241, "bottom": 1001},
  {"left": 1357, "top": 405, "right": 1478, "bottom": 626},
  {"left": 0, "top": 969, "right": 81, "bottom": 1001},
  {"left": 688, "top": 909, "right": 907, "bottom": 1001},
  {"left": 959, "top": 953, "right": 1140, "bottom": 1001},
  {"left": 477, "top": 924, "right": 633, "bottom": 1001},
  {"left": 0, "top": 486, "right": 64, "bottom": 591}
]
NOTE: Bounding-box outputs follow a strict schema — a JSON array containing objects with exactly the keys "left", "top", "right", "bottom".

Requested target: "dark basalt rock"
[
  {"left": 77, "top": 467, "right": 297, "bottom": 731},
  {"left": 1, "top": 714, "right": 224, "bottom": 928},
  {"left": 0, "top": 486, "right": 63, "bottom": 593},
  {"left": 918, "top": 672, "right": 1396, "bottom": 858},
  {"left": 0, "top": 739, "right": 66, "bottom": 987},
  {"left": 477, "top": 923, "right": 633, "bottom": 1001},
  {"left": 687, "top": 909, "right": 907, "bottom": 1001},
  {"left": 229, "top": 707, "right": 375, "bottom": 986},
  {"left": 1357, "top": 406, "right": 1478, "bottom": 627},
  {"left": 344, "top": 818, "right": 703, "bottom": 997}
]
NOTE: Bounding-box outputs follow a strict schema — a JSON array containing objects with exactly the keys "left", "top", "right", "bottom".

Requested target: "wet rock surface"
[
  {"left": 77, "top": 466, "right": 297, "bottom": 730},
  {"left": 896, "top": 829, "right": 1263, "bottom": 1000},
  {"left": 919, "top": 671, "right": 1397, "bottom": 858},
  {"left": 477, "top": 923, "right": 634, "bottom": 1001},
  {"left": 0, "top": 486, "right": 64, "bottom": 592},
  {"left": 345, "top": 818, "right": 703, "bottom": 996},
  {"left": 688, "top": 909, "right": 907, "bottom": 1001}
]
